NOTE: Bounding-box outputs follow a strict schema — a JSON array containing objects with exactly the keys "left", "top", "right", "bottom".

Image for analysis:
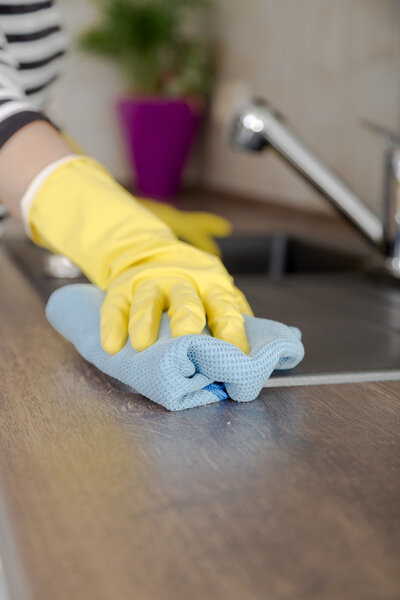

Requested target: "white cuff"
[{"left": 20, "top": 154, "right": 78, "bottom": 238}]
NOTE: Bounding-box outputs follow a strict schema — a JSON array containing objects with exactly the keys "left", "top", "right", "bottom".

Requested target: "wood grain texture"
[{"left": 1, "top": 243, "right": 400, "bottom": 600}]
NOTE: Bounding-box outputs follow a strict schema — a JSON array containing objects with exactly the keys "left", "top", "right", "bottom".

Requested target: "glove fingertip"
[
  {"left": 130, "top": 327, "right": 159, "bottom": 352},
  {"left": 101, "top": 332, "right": 126, "bottom": 355},
  {"left": 130, "top": 338, "right": 150, "bottom": 352}
]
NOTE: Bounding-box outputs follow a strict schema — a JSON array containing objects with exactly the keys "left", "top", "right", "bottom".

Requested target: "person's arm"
[
  {"left": 0, "top": 121, "right": 72, "bottom": 217},
  {"left": 0, "top": 107, "right": 252, "bottom": 357}
]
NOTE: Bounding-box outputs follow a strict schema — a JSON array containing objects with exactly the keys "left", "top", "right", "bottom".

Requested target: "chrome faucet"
[{"left": 231, "top": 98, "right": 400, "bottom": 277}]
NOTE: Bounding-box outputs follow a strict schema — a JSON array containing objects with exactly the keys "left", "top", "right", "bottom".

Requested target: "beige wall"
[
  {"left": 47, "top": 1, "right": 128, "bottom": 180},
  {"left": 49, "top": 0, "right": 400, "bottom": 214}
]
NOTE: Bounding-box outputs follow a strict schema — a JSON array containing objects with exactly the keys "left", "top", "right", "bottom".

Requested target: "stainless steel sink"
[
  {"left": 217, "top": 235, "right": 400, "bottom": 387},
  {"left": 216, "top": 233, "right": 370, "bottom": 276}
]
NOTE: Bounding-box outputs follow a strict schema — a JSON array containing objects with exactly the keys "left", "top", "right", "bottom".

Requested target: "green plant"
[{"left": 79, "top": 0, "right": 214, "bottom": 96}]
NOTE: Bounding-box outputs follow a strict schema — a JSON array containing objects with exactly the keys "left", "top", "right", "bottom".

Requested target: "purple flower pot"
[{"left": 116, "top": 96, "right": 203, "bottom": 202}]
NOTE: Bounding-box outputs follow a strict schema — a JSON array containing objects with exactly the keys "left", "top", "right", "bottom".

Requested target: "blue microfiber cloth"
[{"left": 46, "top": 284, "right": 304, "bottom": 411}]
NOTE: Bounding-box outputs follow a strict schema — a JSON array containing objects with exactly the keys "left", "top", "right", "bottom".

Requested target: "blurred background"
[{"left": 47, "top": 0, "right": 400, "bottom": 217}]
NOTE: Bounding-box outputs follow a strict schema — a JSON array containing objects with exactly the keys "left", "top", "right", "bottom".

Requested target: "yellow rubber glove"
[
  {"left": 24, "top": 156, "right": 253, "bottom": 353},
  {"left": 60, "top": 131, "right": 231, "bottom": 255},
  {"left": 138, "top": 199, "right": 231, "bottom": 256}
]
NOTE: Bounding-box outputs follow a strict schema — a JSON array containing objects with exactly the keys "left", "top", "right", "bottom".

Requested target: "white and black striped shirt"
[{"left": 0, "top": 0, "right": 66, "bottom": 146}]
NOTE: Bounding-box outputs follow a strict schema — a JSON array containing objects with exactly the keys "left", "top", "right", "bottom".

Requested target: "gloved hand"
[
  {"left": 138, "top": 198, "right": 231, "bottom": 256},
  {"left": 24, "top": 156, "right": 253, "bottom": 353}
]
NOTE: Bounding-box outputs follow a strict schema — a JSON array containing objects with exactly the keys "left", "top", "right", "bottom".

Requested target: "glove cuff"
[{"left": 20, "top": 154, "right": 78, "bottom": 238}]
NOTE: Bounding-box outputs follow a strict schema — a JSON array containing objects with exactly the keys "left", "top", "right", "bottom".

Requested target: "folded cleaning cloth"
[{"left": 46, "top": 284, "right": 305, "bottom": 411}]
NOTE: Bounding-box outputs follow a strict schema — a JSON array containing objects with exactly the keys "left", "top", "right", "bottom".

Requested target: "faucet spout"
[{"left": 231, "top": 99, "right": 384, "bottom": 247}]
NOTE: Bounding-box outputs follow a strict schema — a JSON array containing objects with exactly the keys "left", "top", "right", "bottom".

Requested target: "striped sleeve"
[{"left": 0, "top": 24, "right": 50, "bottom": 147}]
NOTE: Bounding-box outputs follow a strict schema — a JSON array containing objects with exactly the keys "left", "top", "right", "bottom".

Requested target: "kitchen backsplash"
[{"left": 49, "top": 0, "right": 400, "bottom": 215}]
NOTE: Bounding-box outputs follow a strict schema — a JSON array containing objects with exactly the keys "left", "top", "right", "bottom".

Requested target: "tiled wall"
[
  {"left": 202, "top": 0, "right": 400, "bottom": 214},
  {"left": 50, "top": 0, "right": 400, "bottom": 214}
]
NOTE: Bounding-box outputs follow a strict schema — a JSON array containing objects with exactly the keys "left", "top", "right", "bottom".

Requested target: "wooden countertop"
[{"left": 0, "top": 208, "right": 399, "bottom": 600}]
